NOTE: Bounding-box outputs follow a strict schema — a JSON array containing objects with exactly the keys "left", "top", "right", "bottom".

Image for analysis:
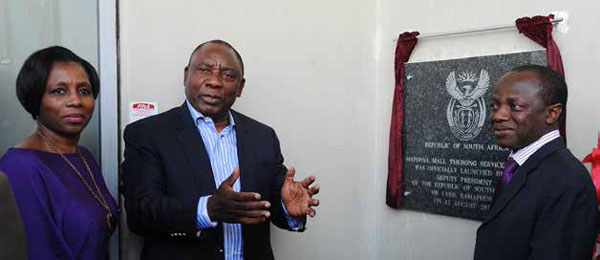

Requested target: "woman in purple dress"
[{"left": 0, "top": 46, "right": 117, "bottom": 259}]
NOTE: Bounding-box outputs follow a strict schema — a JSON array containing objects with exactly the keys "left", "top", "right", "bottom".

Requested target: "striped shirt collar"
[
  {"left": 185, "top": 99, "right": 236, "bottom": 128},
  {"left": 510, "top": 130, "right": 560, "bottom": 166}
]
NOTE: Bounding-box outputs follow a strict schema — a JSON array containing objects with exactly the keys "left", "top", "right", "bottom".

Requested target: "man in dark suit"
[
  {"left": 122, "top": 40, "right": 319, "bottom": 260},
  {"left": 474, "top": 65, "right": 597, "bottom": 259}
]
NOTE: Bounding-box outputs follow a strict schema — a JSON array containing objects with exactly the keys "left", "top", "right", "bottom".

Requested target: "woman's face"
[{"left": 38, "top": 61, "right": 95, "bottom": 137}]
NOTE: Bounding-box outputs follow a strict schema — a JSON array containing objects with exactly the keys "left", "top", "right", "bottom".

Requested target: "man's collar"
[
  {"left": 185, "top": 99, "right": 236, "bottom": 127},
  {"left": 510, "top": 130, "right": 560, "bottom": 166}
]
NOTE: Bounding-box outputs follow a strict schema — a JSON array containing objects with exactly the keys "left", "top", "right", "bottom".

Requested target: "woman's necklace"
[{"left": 36, "top": 131, "right": 114, "bottom": 229}]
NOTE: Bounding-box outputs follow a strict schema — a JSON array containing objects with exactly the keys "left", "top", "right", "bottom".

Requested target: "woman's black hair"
[{"left": 16, "top": 46, "right": 100, "bottom": 119}]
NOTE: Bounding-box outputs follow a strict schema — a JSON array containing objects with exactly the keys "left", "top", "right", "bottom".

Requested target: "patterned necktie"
[{"left": 502, "top": 158, "right": 519, "bottom": 185}]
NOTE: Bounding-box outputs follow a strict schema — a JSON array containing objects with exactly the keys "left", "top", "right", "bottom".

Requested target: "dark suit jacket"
[
  {"left": 122, "top": 103, "right": 297, "bottom": 260},
  {"left": 474, "top": 138, "right": 597, "bottom": 260},
  {"left": 0, "top": 171, "right": 27, "bottom": 259}
]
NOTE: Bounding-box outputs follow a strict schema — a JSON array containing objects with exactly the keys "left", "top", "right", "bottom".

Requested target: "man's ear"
[
  {"left": 237, "top": 78, "right": 246, "bottom": 97},
  {"left": 183, "top": 66, "right": 189, "bottom": 86},
  {"left": 545, "top": 103, "right": 563, "bottom": 125}
]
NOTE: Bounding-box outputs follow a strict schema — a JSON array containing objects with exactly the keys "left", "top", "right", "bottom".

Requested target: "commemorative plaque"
[{"left": 401, "top": 51, "right": 546, "bottom": 220}]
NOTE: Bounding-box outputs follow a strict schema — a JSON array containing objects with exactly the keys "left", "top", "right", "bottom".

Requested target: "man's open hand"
[
  {"left": 207, "top": 168, "right": 271, "bottom": 224},
  {"left": 281, "top": 168, "right": 320, "bottom": 217}
]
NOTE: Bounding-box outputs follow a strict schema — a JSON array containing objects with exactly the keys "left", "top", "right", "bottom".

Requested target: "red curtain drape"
[
  {"left": 515, "top": 14, "right": 566, "bottom": 143},
  {"left": 386, "top": 31, "right": 419, "bottom": 209}
]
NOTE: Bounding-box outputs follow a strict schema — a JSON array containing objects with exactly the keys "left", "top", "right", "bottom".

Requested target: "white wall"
[{"left": 119, "top": 0, "right": 600, "bottom": 259}]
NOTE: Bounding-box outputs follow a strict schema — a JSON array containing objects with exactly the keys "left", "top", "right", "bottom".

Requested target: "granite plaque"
[{"left": 402, "top": 51, "right": 547, "bottom": 220}]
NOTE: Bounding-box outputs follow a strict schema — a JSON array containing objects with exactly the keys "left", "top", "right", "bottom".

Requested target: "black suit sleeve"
[
  {"left": 529, "top": 170, "right": 597, "bottom": 259},
  {"left": 121, "top": 124, "right": 199, "bottom": 238},
  {"left": 0, "top": 172, "right": 27, "bottom": 259}
]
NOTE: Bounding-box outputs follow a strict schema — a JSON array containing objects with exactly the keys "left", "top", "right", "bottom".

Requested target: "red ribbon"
[{"left": 582, "top": 131, "right": 600, "bottom": 205}]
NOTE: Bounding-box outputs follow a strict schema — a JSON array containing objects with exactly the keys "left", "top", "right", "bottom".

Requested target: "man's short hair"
[
  {"left": 16, "top": 46, "right": 100, "bottom": 119},
  {"left": 511, "top": 64, "right": 567, "bottom": 106},
  {"left": 187, "top": 40, "right": 245, "bottom": 76}
]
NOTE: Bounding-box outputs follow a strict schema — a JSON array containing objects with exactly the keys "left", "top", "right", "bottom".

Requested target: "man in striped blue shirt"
[
  {"left": 474, "top": 65, "right": 597, "bottom": 260},
  {"left": 123, "top": 40, "right": 320, "bottom": 260}
]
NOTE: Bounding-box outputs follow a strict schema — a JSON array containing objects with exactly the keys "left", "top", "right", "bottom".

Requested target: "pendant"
[{"left": 106, "top": 213, "right": 114, "bottom": 229}]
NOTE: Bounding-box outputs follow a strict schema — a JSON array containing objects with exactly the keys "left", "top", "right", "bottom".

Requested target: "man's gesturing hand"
[
  {"left": 207, "top": 168, "right": 271, "bottom": 224},
  {"left": 281, "top": 168, "right": 320, "bottom": 217}
]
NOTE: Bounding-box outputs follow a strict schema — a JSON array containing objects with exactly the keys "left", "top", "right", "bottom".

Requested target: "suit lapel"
[
  {"left": 232, "top": 111, "right": 256, "bottom": 192},
  {"left": 482, "top": 138, "right": 564, "bottom": 224},
  {"left": 483, "top": 165, "right": 528, "bottom": 223},
  {"left": 175, "top": 103, "right": 217, "bottom": 193}
]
